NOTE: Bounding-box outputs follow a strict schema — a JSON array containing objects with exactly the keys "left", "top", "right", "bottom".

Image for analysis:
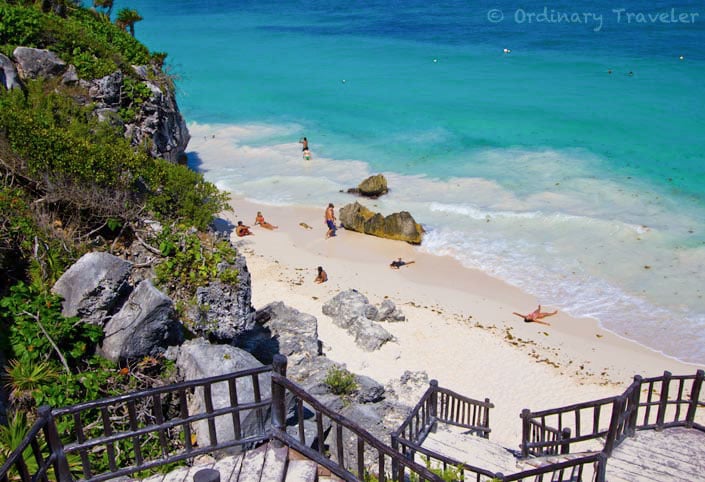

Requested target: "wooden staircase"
[{"left": 137, "top": 442, "right": 343, "bottom": 482}]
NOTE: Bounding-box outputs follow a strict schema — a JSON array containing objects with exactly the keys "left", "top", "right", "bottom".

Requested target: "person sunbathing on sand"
[
  {"left": 512, "top": 305, "right": 557, "bottom": 326},
  {"left": 314, "top": 266, "right": 328, "bottom": 284},
  {"left": 236, "top": 221, "right": 254, "bottom": 237},
  {"left": 254, "top": 211, "right": 278, "bottom": 230},
  {"left": 389, "top": 258, "right": 415, "bottom": 269}
]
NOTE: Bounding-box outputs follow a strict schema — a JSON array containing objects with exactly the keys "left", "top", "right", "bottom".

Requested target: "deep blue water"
[{"left": 109, "top": 0, "right": 705, "bottom": 364}]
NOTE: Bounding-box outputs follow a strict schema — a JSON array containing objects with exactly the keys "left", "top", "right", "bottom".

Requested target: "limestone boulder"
[
  {"left": 89, "top": 71, "right": 123, "bottom": 107},
  {"left": 0, "top": 54, "right": 23, "bottom": 91},
  {"left": 322, "top": 290, "right": 393, "bottom": 352},
  {"left": 357, "top": 174, "right": 388, "bottom": 197},
  {"left": 339, "top": 202, "right": 424, "bottom": 244},
  {"left": 51, "top": 252, "right": 132, "bottom": 325},
  {"left": 12, "top": 47, "right": 66, "bottom": 79},
  {"left": 98, "top": 280, "right": 183, "bottom": 362},
  {"left": 175, "top": 340, "right": 271, "bottom": 450},
  {"left": 251, "top": 302, "right": 319, "bottom": 367},
  {"left": 322, "top": 289, "right": 378, "bottom": 328}
]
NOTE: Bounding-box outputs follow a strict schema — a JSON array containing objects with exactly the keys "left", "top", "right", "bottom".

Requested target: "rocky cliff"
[{"left": 1, "top": 47, "right": 190, "bottom": 163}]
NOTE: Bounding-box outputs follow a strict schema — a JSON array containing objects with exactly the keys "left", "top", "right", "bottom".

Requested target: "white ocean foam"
[{"left": 189, "top": 121, "right": 705, "bottom": 365}]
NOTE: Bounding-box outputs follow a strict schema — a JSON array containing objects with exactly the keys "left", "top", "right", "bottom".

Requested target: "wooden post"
[
  {"left": 560, "top": 427, "right": 571, "bottom": 454},
  {"left": 271, "top": 354, "right": 288, "bottom": 448},
  {"left": 429, "top": 380, "right": 438, "bottom": 433},
  {"left": 655, "top": 371, "right": 672, "bottom": 431},
  {"left": 595, "top": 452, "right": 608, "bottom": 482},
  {"left": 520, "top": 409, "right": 531, "bottom": 458},
  {"left": 627, "top": 375, "right": 642, "bottom": 436},
  {"left": 39, "top": 406, "right": 72, "bottom": 482},
  {"left": 604, "top": 396, "right": 624, "bottom": 457},
  {"left": 483, "top": 398, "right": 491, "bottom": 439},
  {"left": 391, "top": 434, "right": 399, "bottom": 480},
  {"left": 686, "top": 369, "right": 704, "bottom": 428}
]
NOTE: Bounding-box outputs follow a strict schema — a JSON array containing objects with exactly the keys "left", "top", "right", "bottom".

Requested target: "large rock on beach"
[
  {"left": 348, "top": 174, "right": 388, "bottom": 198},
  {"left": 0, "top": 54, "right": 23, "bottom": 91},
  {"left": 339, "top": 202, "right": 424, "bottom": 244},
  {"left": 98, "top": 280, "right": 183, "bottom": 362},
  {"left": 12, "top": 47, "right": 66, "bottom": 79},
  {"left": 175, "top": 339, "right": 271, "bottom": 451},
  {"left": 322, "top": 290, "right": 394, "bottom": 351},
  {"left": 52, "top": 252, "right": 132, "bottom": 325}
]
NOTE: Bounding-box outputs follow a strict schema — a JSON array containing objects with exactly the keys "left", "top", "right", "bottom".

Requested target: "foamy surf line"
[{"left": 187, "top": 121, "right": 705, "bottom": 366}]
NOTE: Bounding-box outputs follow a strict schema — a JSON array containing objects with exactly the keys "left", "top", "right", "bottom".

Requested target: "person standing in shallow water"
[
  {"left": 325, "top": 203, "right": 337, "bottom": 238},
  {"left": 299, "top": 137, "right": 308, "bottom": 156}
]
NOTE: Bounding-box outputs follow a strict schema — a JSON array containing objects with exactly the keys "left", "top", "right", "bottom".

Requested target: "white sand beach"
[{"left": 223, "top": 198, "right": 698, "bottom": 449}]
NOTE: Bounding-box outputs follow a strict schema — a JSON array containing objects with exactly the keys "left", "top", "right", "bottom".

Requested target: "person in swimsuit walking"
[
  {"left": 325, "top": 203, "right": 337, "bottom": 238},
  {"left": 512, "top": 305, "right": 557, "bottom": 326}
]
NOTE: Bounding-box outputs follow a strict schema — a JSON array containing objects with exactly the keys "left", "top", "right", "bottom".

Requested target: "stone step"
[
  {"left": 237, "top": 443, "right": 269, "bottom": 482},
  {"left": 284, "top": 459, "right": 318, "bottom": 482},
  {"left": 260, "top": 444, "right": 288, "bottom": 482}
]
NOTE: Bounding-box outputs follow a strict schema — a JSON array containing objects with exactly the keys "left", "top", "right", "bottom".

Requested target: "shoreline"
[{"left": 222, "top": 196, "right": 699, "bottom": 447}]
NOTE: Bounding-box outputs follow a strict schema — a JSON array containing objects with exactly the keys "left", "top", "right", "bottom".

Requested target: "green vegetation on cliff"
[{"left": 0, "top": 1, "right": 233, "bottom": 467}]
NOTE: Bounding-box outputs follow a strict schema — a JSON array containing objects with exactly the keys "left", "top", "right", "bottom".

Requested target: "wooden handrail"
[
  {"left": 521, "top": 370, "right": 705, "bottom": 459},
  {"left": 2, "top": 361, "right": 702, "bottom": 482},
  {"left": 270, "top": 370, "right": 443, "bottom": 481}
]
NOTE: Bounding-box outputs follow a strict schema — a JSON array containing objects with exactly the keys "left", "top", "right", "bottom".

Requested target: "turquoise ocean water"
[{"left": 115, "top": 0, "right": 705, "bottom": 364}]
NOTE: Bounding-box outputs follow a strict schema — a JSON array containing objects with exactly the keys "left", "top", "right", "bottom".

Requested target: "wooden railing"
[
  {"left": 1, "top": 365, "right": 273, "bottom": 482},
  {"left": 1, "top": 361, "right": 702, "bottom": 482},
  {"left": 269, "top": 355, "right": 443, "bottom": 482},
  {"left": 521, "top": 370, "right": 705, "bottom": 458},
  {"left": 0, "top": 406, "right": 69, "bottom": 482},
  {"left": 390, "top": 380, "right": 495, "bottom": 481}
]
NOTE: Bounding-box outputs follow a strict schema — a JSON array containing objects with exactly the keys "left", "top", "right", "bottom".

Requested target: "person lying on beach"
[
  {"left": 512, "top": 305, "right": 557, "bottom": 326},
  {"left": 254, "top": 211, "right": 278, "bottom": 230},
  {"left": 236, "top": 221, "right": 254, "bottom": 237},
  {"left": 314, "top": 266, "right": 328, "bottom": 284},
  {"left": 389, "top": 258, "right": 415, "bottom": 269}
]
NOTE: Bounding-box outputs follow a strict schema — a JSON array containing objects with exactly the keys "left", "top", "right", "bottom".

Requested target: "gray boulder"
[
  {"left": 355, "top": 375, "right": 385, "bottom": 404},
  {"left": 188, "top": 254, "right": 254, "bottom": 343},
  {"left": 13, "top": 47, "right": 66, "bottom": 79},
  {"left": 190, "top": 279, "right": 254, "bottom": 343},
  {"left": 175, "top": 340, "right": 271, "bottom": 450},
  {"left": 0, "top": 54, "right": 23, "bottom": 91},
  {"left": 322, "top": 290, "right": 393, "bottom": 351},
  {"left": 322, "top": 290, "right": 378, "bottom": 328},
  {"left": 375, "top": 299, "right": 405, "bottom": 322},
  {"left": 98, "top": 280, "right": 183, "bottom": 362},
  {"left": 339, "top": 202, "right": 424, "bottom": 245},
  {"left": 61, "top": 64, "right": 79, "bottom": 85},
  {"left": 90, "top": 71, "right": 123, "bottom": 107},
  {"left": 52, "top": 252, "right": 132, "bottom": 325},
  {"left": 357, "top": 174, "right": 388, "bottom": 197},
  {"left": 349, "top": 317, "right": 394, "bottom": 351},
  {"left": 124, "top": 68, "right": 190, "bottom": 163},
  {"left": 253, "top": 302, "right": 319, "bottom": 368}
]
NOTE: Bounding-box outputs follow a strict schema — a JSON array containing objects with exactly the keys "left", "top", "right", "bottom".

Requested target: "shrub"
[
  {"left": 155, "top": 225, "right": 238, "bottom": 296},
  {"left": 324, "top": 366, "right": 358, "bottom": 396}
]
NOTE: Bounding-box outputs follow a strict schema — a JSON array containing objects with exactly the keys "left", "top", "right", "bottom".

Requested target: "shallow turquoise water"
[{"left": 115, "top": 0, "right": 705, "bottom": 364}]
